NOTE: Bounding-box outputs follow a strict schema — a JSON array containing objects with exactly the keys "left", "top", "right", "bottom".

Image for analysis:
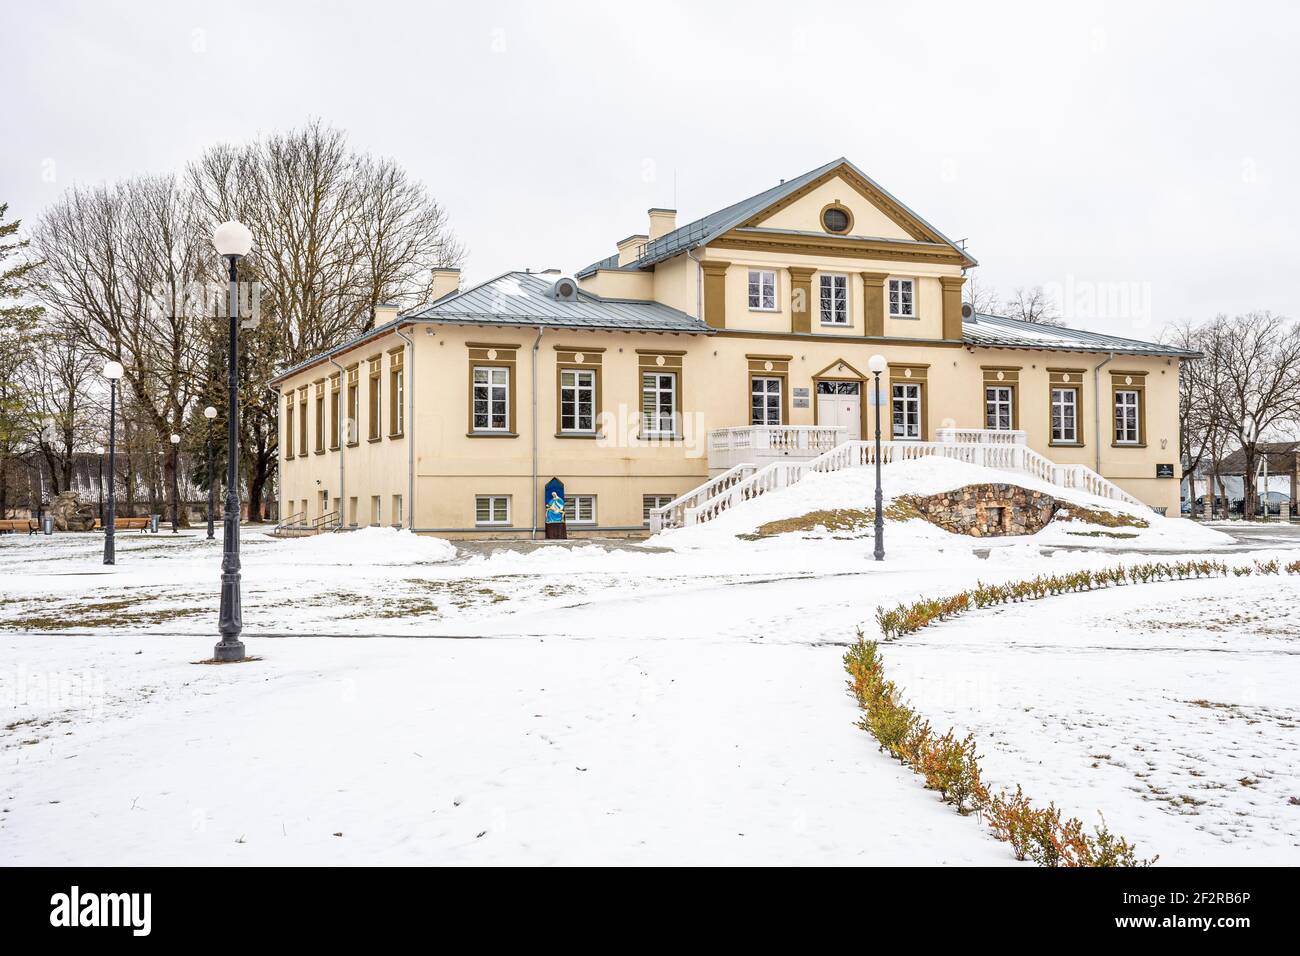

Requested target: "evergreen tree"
[{"left": 0, "top": 203, "right": 44, "bottom": 516}]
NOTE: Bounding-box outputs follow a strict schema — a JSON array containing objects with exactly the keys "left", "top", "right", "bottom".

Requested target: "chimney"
[
  {"left": 648, "top": 207, "right": 677, "bottom": 241},
  {"left": 430, "top": 267, "right": 460, "bottom": 301},
  {"left": 617, "top": 234, "right": 648, "bottom": 267},
  {"left": 373, "top": 302, "right": 399, "bottom": 328}
]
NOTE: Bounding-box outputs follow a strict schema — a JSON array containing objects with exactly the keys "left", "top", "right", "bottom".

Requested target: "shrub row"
[
  {"left": 876, "top": 558, "right": 1298, "bottom": 640},
  {"left": 844, "top": 637, "right": 1155, "bottom": 866}
]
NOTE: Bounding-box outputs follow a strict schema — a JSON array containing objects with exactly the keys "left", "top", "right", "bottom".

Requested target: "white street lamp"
[
  {"left": 212, "top": 220, "right": 253, "bottom": 661},
  {"left": 212, "top": 220, "right": 254, "bottom": 258}
]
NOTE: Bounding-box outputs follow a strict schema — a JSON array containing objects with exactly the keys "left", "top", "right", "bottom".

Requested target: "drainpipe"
[
  {"left": 394, "top": 324, "right": 416, "bottom": 531},
  {"left": 530, "top": 325, "right": 545, "bottom": 539},
  {"left": 1093, "top": 351, "right": 1115, "bottom": 474},
  {"left": 327, "top": 357, "right": 347, "bottom": 530}
]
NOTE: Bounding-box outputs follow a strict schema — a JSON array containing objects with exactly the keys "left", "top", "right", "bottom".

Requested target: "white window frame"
[
  {"left": 394, "top": 368, "right": 405, "bottom": 435},
  {"left": 560, "top": 368, "right": 596, "bottom": 433},
  {"left": 563, "top": 494, "right": 597, "bottom": 525},
  {"left": 1051, "top": 387, "right": 1079, "bottom": 444},
  {"left": 1114, "top": 389, "right": 1140, "bottom": 445},
  {"left": 751, "top": 376, "right": 782, "bottom": 425},
  {"left": 643, "top": 494, "right": 674, "bottom": 526},
  {"left": 892, "top": 382, "right": 922, "bottom": 440},
  {"left": 747, "top": 269, "right": 777, "bottom": 311},
  {"left": 641, "top": 371, "right": 678, "bottom": 438},
  {"left": 472, "top": 366, "right": 510, "bottom": 432},
  {"left": 888, "top": 277, "right": 915, "bottom": 318},
  {"left": 475, "top": 495, "right": 511, "bottom": 526},
  {"left": 984, "top": 385, "right": 1013, "bottom": 431},
  {"left": 818, "top": 273, "right": 849, "bottom": 325}
]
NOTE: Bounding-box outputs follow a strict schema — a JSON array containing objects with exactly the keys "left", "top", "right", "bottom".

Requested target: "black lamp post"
[
  {"left": 212, "top": 220, "right": 253, "bottom": 662},
  {"left": 102, "top": 361, "right": 124, "bottom": 565},
  {"left": 169, "top": 432, "right": 181, "bottom": 533},
  {"left": 204, "top": 404, "right": 217, "bottom": 540},
  {"left": 868, "top": 354, "right": 888, "bottom": 562},
  {"left": 95, "top": 445, "right": 105, "bottom": 522}
]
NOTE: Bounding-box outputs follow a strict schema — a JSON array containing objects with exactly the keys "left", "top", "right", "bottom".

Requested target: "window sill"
[
  {"left": 346, "top": 441, "right": 359, "bottom": 448},
  {"left": 748, "top": 306, "right": 780, "bottom": 313},
  {"left": 1049, "top": 441, "right": 1083, "bottom": 447},
  {"left": 313, "top": 449, "right": 325, "bottom": 456},
  {"left": 388, "top": 432, "right": 404, "bottom": 440},
  {"left": 888, "top": 315, "right": 918, "bottom": 321},
  {"left": 1112, "top": 442, "right": 1147, "bottom": 449},
  {"left": 556, "top": 430, "right": 601, "bottom": 439},
  {"left": 367, "top": 436, "right": 382, "bottom": 444},
  {"left": 329, "top": 444, "right": 340, "bottom": 452},
  {"left": 639, "top": 433, "right": 682, "bottom": 442},
  {"left": 819, "top": 322, "right": 850, "bottom": 329},
  {"left": 467, "top": 431, "right": 519, "bottom": 439}
]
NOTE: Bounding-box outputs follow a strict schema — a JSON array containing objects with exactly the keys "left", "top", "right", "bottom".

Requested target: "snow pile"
[
  {"left": 654, "top": 456, "right": 1231, "bottom": 551},
  {"left": 273, "top": 526, "right": 457, "bottom": 565}
]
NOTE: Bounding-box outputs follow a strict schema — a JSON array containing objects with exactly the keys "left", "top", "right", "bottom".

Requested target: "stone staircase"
[{"left": 649, "top": 429, "right": 1147, "bottom": 532}]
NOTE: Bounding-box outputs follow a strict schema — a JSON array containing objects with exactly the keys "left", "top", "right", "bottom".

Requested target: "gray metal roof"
[
  {"left": 406, "top": 270, "right": 711, "bottom": 333},
  {"left": 963, "top": 312, "right": 1199, "bottom": 358},
  {"left": 577, "top": 157, "right": 974, "bottom": 277}
]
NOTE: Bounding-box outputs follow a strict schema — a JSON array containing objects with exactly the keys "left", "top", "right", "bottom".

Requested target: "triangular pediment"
[{"left": 743, "top": 163, "right": 948, "bottom": 246}]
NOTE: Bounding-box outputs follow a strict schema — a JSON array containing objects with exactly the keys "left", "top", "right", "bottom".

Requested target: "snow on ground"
[
  {"left": 652, "top": 457, "right": 1232, "bottom": 552},
  {"left": 0, "top": 464, "right": 1294, "bottom": 864},
  {"left": 884, "top": 575, "right": 1300, "bottom": 865}
]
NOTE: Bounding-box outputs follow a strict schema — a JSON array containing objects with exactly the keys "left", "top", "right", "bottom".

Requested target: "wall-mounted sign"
[
  {"left": 793, "top": 387, "right": 810, "bottom": 398},
  {"left": 1155, "top": 463, "right": 1175, "bottom": 478},
  {"left": 793, "top": 398, "right": 810, "bottom": 409}
]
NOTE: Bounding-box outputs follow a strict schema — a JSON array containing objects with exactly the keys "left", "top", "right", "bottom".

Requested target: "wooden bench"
[
  {"left": 92, "top": 517, "right": 154, "bottom": 532},
  {"left": 0, "top": 518, "right": 38, "bottom": 535}
]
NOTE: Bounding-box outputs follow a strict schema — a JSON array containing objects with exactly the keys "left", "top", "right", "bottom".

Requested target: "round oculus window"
[{"left": 822, "top": 207, "right": 850, "bottom": 233}]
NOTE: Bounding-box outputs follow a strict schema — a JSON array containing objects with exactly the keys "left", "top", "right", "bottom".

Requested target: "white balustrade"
[{"left": 708, "top": 425, "right": 848, "bottom": 472}]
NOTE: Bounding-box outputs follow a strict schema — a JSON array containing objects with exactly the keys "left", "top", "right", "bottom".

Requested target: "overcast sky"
[{"left": 4, "top": 0, "right": 1297, "bottom": 340}]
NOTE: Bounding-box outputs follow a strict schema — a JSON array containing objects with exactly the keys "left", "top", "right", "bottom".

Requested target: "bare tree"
[
  {"left": 29, "top": 175, "right": 208, "bottom": 524},
  {"left": 187, "top": 120, "right": 464, "bottom": 515},
  {"left": 188, "top": 119, "right": 465, "bottom": 365},
  {"left": 1003, "top": 286, "right": 1063, "bottom": 326},
  {"left": 1166, "top": 318, "right": 1231, "bottom": 518},
  {"left": 1217, "top": 312, "right": 1300, "bottom": 518},
  {"left": 20, "top": 319, "right": 99, "bottom": 494},
  {"left": 961, "top": 270, "right": 1000, "bottom": 316}
]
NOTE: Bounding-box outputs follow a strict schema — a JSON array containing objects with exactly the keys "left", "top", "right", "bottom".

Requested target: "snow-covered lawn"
[
  {"left": 2, "top": 458, "right": 1296, "bottom": 865},
  {"left": 883, "top": 575, "right": 1300, "bottom": 865}
]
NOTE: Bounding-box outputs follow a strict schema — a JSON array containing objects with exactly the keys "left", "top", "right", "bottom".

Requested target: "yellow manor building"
[{"left": 271, "top": 158, "right": 1193, "bottom": 537}]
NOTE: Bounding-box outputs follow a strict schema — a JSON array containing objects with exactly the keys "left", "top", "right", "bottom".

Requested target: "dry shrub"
[{"left": 845, "top": 634, "right": 1154, "bottom": 867}]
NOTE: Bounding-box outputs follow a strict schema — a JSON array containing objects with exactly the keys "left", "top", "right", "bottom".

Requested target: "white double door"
[{"left": 816, "top": 382, "right": 862, "bottom": 441}]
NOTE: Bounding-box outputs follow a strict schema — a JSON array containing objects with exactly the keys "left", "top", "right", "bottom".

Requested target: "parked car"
[{"left": 1181, "top": 495, "right": 1234, "bottom": 516}]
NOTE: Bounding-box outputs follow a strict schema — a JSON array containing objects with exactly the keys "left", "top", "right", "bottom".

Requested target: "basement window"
[
  {"left": 475, "top": 495, "right": 511, "bottom": 526},
  {"left": 563, "top": 495, "right": 596, "bottom": 525}
]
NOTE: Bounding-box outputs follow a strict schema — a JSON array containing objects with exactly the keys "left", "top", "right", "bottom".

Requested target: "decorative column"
[
  {"left": 861, "top": 272, "right": 887, "bottom": 337},
  {"left": 788, "top": 266, "right": 816, "bottom": 334},
  {"left": 940, "top": 275, "right": 966, "bottom": 340},
  {"left": 699, "top": 260, "right": 729, "bottom": 330}
]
